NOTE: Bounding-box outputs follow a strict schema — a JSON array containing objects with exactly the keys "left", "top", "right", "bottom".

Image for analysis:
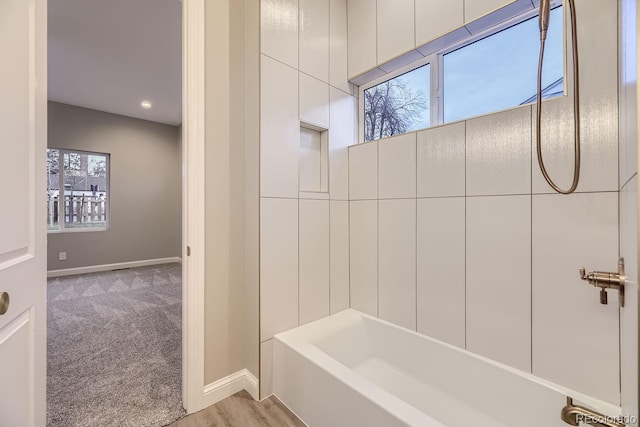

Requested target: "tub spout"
[{"left": 561, "top": 397, "right": 625, "bottom": 427}]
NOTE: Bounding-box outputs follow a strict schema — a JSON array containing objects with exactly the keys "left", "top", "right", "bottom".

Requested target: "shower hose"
[{"left": 536, "top": 0, "right": 580, "bottom": 194}]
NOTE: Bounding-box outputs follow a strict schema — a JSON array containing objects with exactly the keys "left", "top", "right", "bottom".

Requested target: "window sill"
[
  {"left": 358, "top": 94, "right": 564, "bottom": 145},
  {"left": 47, "top": 227, "right": 108, "bottom": 234}
]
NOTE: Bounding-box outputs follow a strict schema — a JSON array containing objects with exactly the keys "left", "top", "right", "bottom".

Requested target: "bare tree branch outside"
[{"left": 364, "top": 72, "right": 428, "bottom": 142}]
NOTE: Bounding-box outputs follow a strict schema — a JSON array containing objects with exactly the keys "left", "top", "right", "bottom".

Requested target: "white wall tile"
[
  {"left": 415, "top": 0, "right": 464, "bottom": 46},
  {"left": 330, "top": 200, "right": 350, "bottom": 313},
  {"left": 467, "top": 195, "right": 531, "bottom": 372},
  {"left": 379, "top": 133, "right": 417, "bottom": 199},
  {"left": 261, "top": 0, "right": 298, "bottom": 68},
  {"left": 532, "top": 97, "right": 619, "bottom": 194},
  {"left": 347, "top": 0, "right": 377, "bottom": 78},
  {"left": 417, "top": 122, "right": 465, "bottom": 198},
  {"left": 299, "top": 0, "right": 329, "bottom": 83},
  {"left": 620, "top": 91, "right": 638, "bottom": 191},
  {"left": 261, "top": 56, "right": 299, "bottom": 198},
  {"left": 620, "top": 0, "right": 638, "bottom": 189},
  {"left": 349, "top": 141, "right": 378, "bottom": 200},
  {"left": 466, "top": 106, "right": 531, "bottom": 196},
  {"left": 300, "top": 73, "right": 330, "bottom": 129},
  {"left": 417, "top": 198, "right": 465, "bottom": 348},
  {"left": 379, "top": 199, "right": 417, "bottom": 330},
  {"left": 329, "top": 0, "right": 351, "bottom": 93},
  {"left": 532, "top": 1, "right": 618, "bottom": 193},
  {"left": 260, "top": 198, "right": 298, "bottom": 341},
  {"left": 376, "top": 0, "right": 415, "bottom": 64},
  {"left": 621, "top": 177, "right": 638, "bottom": 418},
  {"left": 299, "top": 200, "right": 331, "bottom": 325},
  {"left": 532, "top": 192, "right": 619, "bottom": 404},
  {"left": 260, "top": 339, "right": 274, "bottom": 398},
  {"left": 329, "top": 87, "right": 356, "bottom": 200},
  {"left": 377, "top": 50, "right": 424, "bottom": 74},
  {"left": 416, "top": 26, "right": 471, "bottom": 57},
  {"left": 350, "top": 200, "right": 378, "bottom": 316},
  {"left": 464, "top": 0, "right": 514, "bottom": 23}
]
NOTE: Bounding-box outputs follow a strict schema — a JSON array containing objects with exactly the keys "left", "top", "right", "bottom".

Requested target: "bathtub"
[{"left": 273, "top": 309, "right": 622, "bottom": 427}]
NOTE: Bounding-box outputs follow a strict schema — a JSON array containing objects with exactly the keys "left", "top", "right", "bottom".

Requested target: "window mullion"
[
  {"left": 428, "top": 53, "right": 440, "bottom": 127},
  {"left": 59, "top": 149, "right": 65, "bottom": 231},
  {"left": 437, "top": 53, "right": 444, "bottom": 126}
]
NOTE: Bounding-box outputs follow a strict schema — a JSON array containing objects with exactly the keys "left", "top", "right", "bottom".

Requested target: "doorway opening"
[{"left": 46, "top": 1, "right": 185, "bottom": 426}]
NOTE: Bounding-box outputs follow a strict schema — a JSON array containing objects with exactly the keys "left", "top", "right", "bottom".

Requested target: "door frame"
[{"left": 182, "top": 0, "right": 206, "bottom": 414}]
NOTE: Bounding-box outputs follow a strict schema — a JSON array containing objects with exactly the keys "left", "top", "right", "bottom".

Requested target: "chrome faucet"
[{"left": 561, "top": 397, "right": 625, "bottom": 427}]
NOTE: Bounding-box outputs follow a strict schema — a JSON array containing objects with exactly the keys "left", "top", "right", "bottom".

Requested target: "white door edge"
[{"left": 182, "top": 0, "right": 207, "bottom": 414}]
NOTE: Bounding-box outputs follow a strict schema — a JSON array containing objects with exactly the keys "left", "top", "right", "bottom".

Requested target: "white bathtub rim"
[
  {"left": 275, "top": 309, "right": 622, "bottom": 418},
  {"left": 274, "top": 333, "right": 447, "bottom": 426}
]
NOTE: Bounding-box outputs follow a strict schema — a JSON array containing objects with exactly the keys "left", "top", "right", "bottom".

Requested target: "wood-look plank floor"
[{"left": 167, "top": 391, "right": 306, "bottom": 427}]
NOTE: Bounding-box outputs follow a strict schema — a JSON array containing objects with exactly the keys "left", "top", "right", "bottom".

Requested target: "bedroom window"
[{"left": 47, "top": 148, "right": 110, "bottom": 232}]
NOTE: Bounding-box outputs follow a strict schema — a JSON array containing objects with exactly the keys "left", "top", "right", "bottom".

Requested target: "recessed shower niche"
[{"left": 299, "top": 123, "right": 328, "bottom": 194}]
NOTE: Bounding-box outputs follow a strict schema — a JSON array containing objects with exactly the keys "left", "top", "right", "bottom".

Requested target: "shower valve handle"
[{"left": 578, "top": 258, "right": 625, "bottom": 307}]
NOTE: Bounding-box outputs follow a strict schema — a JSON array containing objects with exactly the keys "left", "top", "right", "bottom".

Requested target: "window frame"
[
  {"left": 358, "top": 1, "right": 565, "bottom": 144},
  {"left": 47, "top": 148, "right": 111, "bottom": 233}
]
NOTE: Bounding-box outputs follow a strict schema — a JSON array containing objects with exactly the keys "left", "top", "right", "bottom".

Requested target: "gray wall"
[{"left": 47, "top": 101, "right": 181, "bottom": 270}]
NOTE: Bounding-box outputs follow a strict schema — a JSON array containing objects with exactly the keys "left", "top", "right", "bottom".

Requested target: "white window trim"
[
  {"left": 358, "top": 0, "right": 565, "bottom": 144},
  {"left": 47, "top": 148, "right": 111, "bottom": 233}
]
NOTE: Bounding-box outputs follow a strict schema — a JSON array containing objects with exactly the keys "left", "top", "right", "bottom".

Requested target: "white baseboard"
[
  {"left": 47, "top": 257, "right": 182, "bottom": 278},
  {"left": 244, "top": 370, "right": 259, "bottom": 401},
  {"left": 202, "top": 369, "right": 259, "bottom": 408}
]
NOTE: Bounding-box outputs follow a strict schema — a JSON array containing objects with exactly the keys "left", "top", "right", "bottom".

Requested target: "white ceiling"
[{"left": 48, "top": 0, "right": 182, "bottom": 126}]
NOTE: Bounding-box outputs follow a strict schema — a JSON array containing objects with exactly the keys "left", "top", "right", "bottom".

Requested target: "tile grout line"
[
  {"left": 616, "top": 0, "right": 621, "bottom": 196},
  {"left": 377, "top": 140, "right": 380, "bottom": 318},
  {"left": 257, "top": 0, "right": 263, "bottom": 396},
  {"left": 327, "top": 0, "right": 331, "bottom": 89},
  {"left": 413, "top": 0, "right": 417, "bottom": 48},
  {"left": 415, "top": 133, "right": 418, "bottom": 332},
  {"left": 348, "top": 123, "right": 352, "bottom": 310},
  {"left": 297, "top": 198, "right": 300, "bottom": 327},
  {"left": 297, "top": 0, "right": 301, "bottom": 328},
  {"left": 618, "top": 173, "right": 622, "bottom": 400},
  {"left": 328, "top": 200, "right": 331, "bottom": 317},
  {"left": 621, "top": 172, "right": 638, "bottom": 191},
  {"left": 347, "top": 189, "right": 621, "bottom": 202},
  {"left": 260, "top": 53, "right": 354, "bottom": 98},
  {"left": 464, "top": 120, "right": 467, "bottom": 350},
  {"left": 530, "top": 104, "right": 534, "bottom": 374},
  {"left": 375, "top": 0, "right": 378, "bottom": 66},
  {"left": 297, "top": 0, "right": 301, "bottom": 326},
  {"left": 615, "top": 0, "right": 622, "bottom": 389}
]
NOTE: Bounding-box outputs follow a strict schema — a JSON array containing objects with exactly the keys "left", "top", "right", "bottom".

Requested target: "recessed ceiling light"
[{"left": 141, "top": 100, "right": 152, "bottom": 109}]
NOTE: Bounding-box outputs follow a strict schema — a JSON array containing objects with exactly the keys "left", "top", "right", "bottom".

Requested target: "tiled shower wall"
[
  {"left": 349, "top": 0, "right": 622, "bottom": 405},
  {"left": 258, "top": 0, "right": 356, "bottom": 398}
]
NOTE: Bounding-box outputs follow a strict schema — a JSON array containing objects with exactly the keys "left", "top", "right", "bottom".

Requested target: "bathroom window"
[
  {"left": 360, "top": 5, "right": 564, "bottom": 142},
  {"left": 443, "top": 6, "right": 564, "bottom": 123},
  {"left": 363, "top": 64, "right": 430, "bottom": 142},
  {"left": 47, "top": 148, "right": 110, "bottom": 232}
]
